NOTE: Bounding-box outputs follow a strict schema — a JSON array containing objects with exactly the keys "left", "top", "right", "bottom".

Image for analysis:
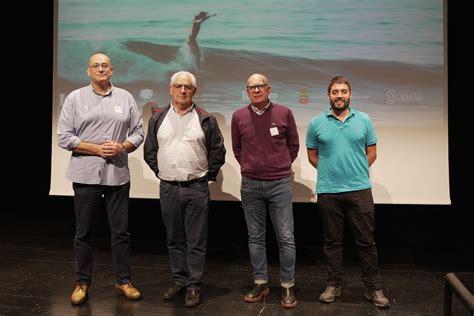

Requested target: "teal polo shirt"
[{"left": 306, "top": 108, "right": 377, "bottom": 194}]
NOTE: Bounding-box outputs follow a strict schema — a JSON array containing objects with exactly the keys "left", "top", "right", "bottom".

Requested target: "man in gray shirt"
[{"left": 57, "top": 53, "right": 144, "bottom": 305}]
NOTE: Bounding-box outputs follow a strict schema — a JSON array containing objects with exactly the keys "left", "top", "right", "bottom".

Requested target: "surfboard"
[{"left": 124, "top": 41, "right": 181, "bottom": 64}]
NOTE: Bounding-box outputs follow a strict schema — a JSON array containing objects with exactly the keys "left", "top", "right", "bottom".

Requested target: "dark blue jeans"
[
  {"left": 72, "top": 182, "right": 131, "bottom": 285},
  {"left": 241, "top": 176, "right": 296, "bottom": 287},
  {"left": 159, "top": 178, "right": 209, "bottom": 289},
  {"left": 317, "top": 188, "right": 382, "bottom": 291}
]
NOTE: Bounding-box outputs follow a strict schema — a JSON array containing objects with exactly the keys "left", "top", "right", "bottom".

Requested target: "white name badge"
[
  {"left": 114, "top": 106, "right": 122, "bottom": 114},
  {"left": 270, "top": 126, "right": 279, "bottom": 136}
]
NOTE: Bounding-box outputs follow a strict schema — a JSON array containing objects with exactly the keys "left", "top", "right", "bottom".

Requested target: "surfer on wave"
[{"left": 187, "top": 11, "right": 216, "bottom": 69}]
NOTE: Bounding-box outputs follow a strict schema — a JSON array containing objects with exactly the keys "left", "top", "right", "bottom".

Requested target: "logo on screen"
[{"left": 298, "top": 88, "right": 310, "bottom": 104}]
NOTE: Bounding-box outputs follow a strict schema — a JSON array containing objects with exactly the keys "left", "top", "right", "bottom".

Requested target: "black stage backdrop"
[{"left": 4, "top": 1, "right": 471, "bottom": 269}]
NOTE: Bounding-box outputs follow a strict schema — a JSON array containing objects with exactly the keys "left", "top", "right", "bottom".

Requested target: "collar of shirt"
[
  {"left": 250, "top": 100, "right": 271, "bottom": 115},
  {"left": 328, "top": 107, "right": 352, "bottom": 121},
  {"left": 90, "top": 82, "right": 114, "bottom": 96},
  {"left": 171, "top": 102, "right": 195, "bottom": 114}
]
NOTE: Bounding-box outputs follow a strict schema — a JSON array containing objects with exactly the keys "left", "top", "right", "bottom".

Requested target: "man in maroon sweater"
[{"left": 231, "top": 73, "right": 299, "bottom": 309}]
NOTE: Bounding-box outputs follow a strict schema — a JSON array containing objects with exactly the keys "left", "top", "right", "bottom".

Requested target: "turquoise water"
[
  {"left": 57, "top": 0, "right": 445, "bottom": 127},
  {"left": 58, "top": 0, "right": 443, "bottom": 76}
]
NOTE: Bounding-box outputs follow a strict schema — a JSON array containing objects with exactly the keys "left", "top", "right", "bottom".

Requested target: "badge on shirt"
[
  {"left": 270, "top": 126, "right": 279, "bottom": 136},
  {"left": 114, "top": 106, "right": 122, "bottom": 114}
]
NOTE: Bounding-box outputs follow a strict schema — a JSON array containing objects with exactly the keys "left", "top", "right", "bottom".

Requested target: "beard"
[{"left": 330, "top": 97, "right": 350, "bottom": 113}]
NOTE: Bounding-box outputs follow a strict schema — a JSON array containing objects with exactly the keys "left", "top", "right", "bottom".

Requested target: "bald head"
[
  {"left": 247, "top": 73, "right": 268, "bottom": 86},
  {"left": 88, "top": 53, "right": 111, "bottom": 65},
  {"left": 246, "top": 73, "right": 271, "bottom": 108}
]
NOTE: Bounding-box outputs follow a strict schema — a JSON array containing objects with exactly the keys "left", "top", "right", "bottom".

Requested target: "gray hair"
[{"left": 170, "top": 71, "right": 197, "bottom": 88}]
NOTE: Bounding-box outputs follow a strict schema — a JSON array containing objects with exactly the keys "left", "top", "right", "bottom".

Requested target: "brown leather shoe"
[
  {"left": 163, "top": 283, "right": 185, "bottom": 300},
  {"left": 281, "top": 286, "right": 297, "bottom": 308},
  {"left": 70, "top": 284, "right": 89, "bottom": 305},
  {"left": 244, "top": 283, "right": 269, "bottom": 302},
  {"left": 115, "top": 282, "right": 141, "bottom": 300},
  {"left": 184, "top": 288, "right": 200, "bottom": 307}
]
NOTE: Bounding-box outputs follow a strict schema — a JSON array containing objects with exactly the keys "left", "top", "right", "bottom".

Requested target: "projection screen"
[{"left": 51, "top": 0, "right": 449, "bottom": 204}]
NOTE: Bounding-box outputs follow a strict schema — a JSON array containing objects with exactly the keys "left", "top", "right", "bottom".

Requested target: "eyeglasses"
[
  {"left": 246, "top": 84, "right": 268, "bottom": 91},
  {"left": 172, "top": 84, "right": 195, "bottom": 91},
  {"left": 89, "top": 63, "right": 111, "bottom": 70}
]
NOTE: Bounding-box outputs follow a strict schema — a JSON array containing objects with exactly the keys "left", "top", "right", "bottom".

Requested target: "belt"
[{"left": 160, "top": 176, "right": 206, "bottom": 187}]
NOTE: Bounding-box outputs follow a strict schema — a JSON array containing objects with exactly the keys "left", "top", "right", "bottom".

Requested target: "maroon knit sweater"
[{"left": 231, "top": 102, "right": 299, "bottom": 180}]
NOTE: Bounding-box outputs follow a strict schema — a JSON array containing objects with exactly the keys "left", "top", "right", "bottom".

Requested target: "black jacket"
[{"left": 143, "top": 104, "right": 226, "bottom": 181}]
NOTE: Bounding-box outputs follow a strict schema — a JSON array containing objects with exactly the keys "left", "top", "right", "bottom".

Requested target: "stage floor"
[{"left": 0, "top": 203, "right": 472, "bottom": 315}]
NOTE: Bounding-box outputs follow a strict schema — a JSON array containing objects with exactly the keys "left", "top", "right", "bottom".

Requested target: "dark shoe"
[
  {"left": 365, "top": 290, "right": 390, "bottom": 308},
  {"left": 115, "top": 282, "right": 141, "bottom": 300},
  {"left": 319, "top": 285, "right": 342, "bottom": 303},
  {"left": 185, "top": 288, "right": 200, "bottom": 307},
  {"left": 71, "top": 283, "right": 89, "bottom": 305},
  {"left": 280, "top": 286, "right": 297, "bottom": 308},
  {"left": 244, "top": 283, "right": 269, "bottom": 302},
  {"left": 163, "top": 283, "right": 185, "bottom": 300}
]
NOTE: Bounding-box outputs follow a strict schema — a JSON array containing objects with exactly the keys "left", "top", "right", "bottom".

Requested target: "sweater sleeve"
[{"left": 286, "top": 109, "right": 299, "bottom": 162}]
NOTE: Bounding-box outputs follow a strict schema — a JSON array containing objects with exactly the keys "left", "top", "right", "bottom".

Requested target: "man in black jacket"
[{"left": 144, "top": 71, "right": 225, "bottom": 307}]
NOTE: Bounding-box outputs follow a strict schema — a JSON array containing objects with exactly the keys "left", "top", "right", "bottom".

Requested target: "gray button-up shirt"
[{"left": 57, "top": 84, "right": 144, "bottom": 185}]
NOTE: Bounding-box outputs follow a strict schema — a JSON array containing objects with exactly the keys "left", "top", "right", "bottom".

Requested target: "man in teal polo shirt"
[{"left": 306, "top": 76, "right": 390, "bottom": 308}]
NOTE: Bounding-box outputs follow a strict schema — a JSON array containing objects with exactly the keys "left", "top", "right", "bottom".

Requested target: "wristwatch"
[{"left": 121, "top": 144, "right": 128, "bottom": 155}]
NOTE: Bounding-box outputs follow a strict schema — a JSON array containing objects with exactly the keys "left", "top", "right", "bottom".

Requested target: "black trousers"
[
  {"left": 317, "top": 188, "right": 382, "bottom": 291},
  {"left": 72, "top": 182, "right": 131, "bottom": 284},
  {"left": 159, "top": 177, "right": 209, "bottom": 289}
]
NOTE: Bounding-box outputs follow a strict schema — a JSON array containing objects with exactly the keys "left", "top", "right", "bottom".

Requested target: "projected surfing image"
[{"left": 57, "top": 0, "right": 444, "bottom": 127}]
